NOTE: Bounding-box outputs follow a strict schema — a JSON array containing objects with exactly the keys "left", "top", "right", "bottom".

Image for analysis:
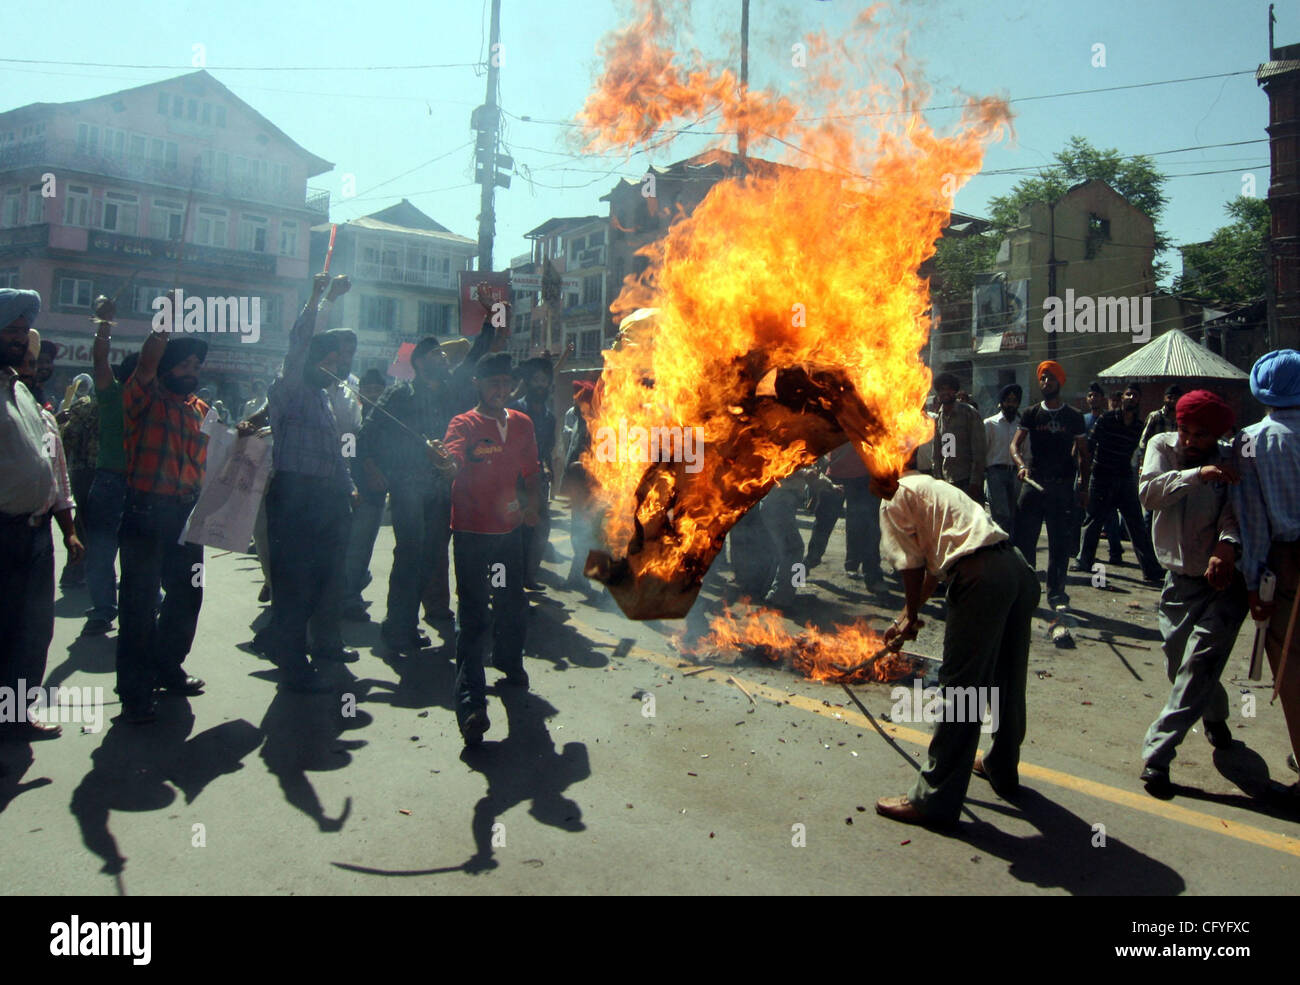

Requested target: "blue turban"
[
  {"left": 0, "top": 288, "right": 40, "bottom": 329},
  {"left": 1250, "top": 349, "right": 1300, "bottom": 408}
]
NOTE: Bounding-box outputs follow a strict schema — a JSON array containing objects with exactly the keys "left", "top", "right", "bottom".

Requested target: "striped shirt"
[
  {"left": 1231, "top": 407, "right": 1300, "bottom": 590},
  {"left": 122, "top": 374, "right": 208, "bottom": 498},
  {"left": 268, "top": 304, "right": 353, "bottom": 493}
]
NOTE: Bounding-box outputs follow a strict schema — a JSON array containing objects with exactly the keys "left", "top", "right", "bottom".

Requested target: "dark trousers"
[
  {"left": 453, "top": 528, "right": 526, "bottom": 724},
  {"left": 1014, "top": 476, "right": 1074, "bottom": 607},
  {"left": 984, "top": 465, "right": 1018, "bottom": 535},
  {"left": 384, "top": 484, "right": 449, "bottom": 640},
  {"left": 419, "top": 493, "right": 454, "bottom": 621},
  {"left": 116, "top": 490, "right": 203, "bottom": 711},
  {"left": 267, "top": 472, "right": 351, "bottom": 674},
  {"left": 84, "top": 468, "right": 126, "bottom": 621},
  {"left": 806, "top": 485, "right": 845, "bottom": 564},
  {"left": 342, "top": 493, "right": 385, "bottom": 610},
  {"left": 520, "top": 475, "right": 551, "bottom": 585},
  {"left": 841, "top": 476, "right": 882, "bottom": 579},
  {"left": 0, "top": 515, "right": 54, "bottom": 719},
  {"left": 728, "top": 507, "right": 778, "bottom": 597},
  {"left": 909, "top": 542, "right": 1039, "bottom": 820},
  {"left": 61, "top": 467, "right": 94, "bottom": 585},
  {"left": 1079, "top": 470, "right": 1162, "bottom": 579}
]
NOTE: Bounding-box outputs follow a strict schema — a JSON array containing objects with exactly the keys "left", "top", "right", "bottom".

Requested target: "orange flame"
[
  {"left": 686, "top": 605, "right": 921, "bottom": 684},
  {"left": 578, "top": 1, "right": 1010, "bottom": 577}
]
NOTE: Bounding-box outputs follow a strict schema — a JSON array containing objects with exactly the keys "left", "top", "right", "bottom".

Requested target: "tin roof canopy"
[{"left": 1096, "top": 328, "right": 1248, "bottom": 382}]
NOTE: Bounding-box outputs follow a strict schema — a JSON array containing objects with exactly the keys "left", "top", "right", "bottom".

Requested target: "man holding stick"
[
  {"left": 871, "top": 460, "right": 1039, "bottom": 825},
  {"left": 1232, "top": 350, "right": 1300, "bottom": 782}
]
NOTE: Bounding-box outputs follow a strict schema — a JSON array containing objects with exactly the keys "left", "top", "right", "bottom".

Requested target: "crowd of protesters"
[{"left": 2, "top": 281, "right": 1298, "bottom": 824}]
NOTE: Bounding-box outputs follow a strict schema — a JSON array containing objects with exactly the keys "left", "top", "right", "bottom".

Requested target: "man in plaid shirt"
[{"left": 116, "top": 300, "right": 210, "bottom": 724}]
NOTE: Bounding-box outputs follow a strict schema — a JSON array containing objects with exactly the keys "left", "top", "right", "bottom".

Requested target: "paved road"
[{"left": 2, "top": 508, "right": 1297, "bottom": 895}]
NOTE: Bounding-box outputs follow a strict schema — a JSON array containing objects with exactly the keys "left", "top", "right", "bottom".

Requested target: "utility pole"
[
  {"left": 473, "top": 0, "right": 510, "bottom": 273},
  {"left": 737, "top": 0, "right": 750, "bottom": 171}
]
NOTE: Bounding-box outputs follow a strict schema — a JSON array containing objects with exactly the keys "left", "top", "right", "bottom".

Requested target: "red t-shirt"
[{"left": 444, "top": 408, "right": 540, "bottom": 533}]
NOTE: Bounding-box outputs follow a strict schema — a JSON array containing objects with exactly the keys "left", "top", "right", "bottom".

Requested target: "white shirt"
[
  {"left": 879, "top": 471, "right": 1007, "bottom": 579},
  {"left": 0, "top": 369, "right": 56, "bottom": 516},
  {"left": 1139, "top": 432, "right": 1239, "bottom": 576},
  {"left": 328, "top": 375, "right": 362, "bottom": 436},
  {"left": 983, "top": 412, "right": 1019, "bottom": 468}
]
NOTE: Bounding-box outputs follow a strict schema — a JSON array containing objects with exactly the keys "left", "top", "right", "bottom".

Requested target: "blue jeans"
[
  {"left": 841, "top": 476, "right": 882, "bottom": 579},
  {"left": 83, "top": 469, "right": 127, "bottom": 622},
  {"left": 342, "top": 493, "right": 385, "bottom": 610},
  {"left": 116, "top": 489, "right": 203, "bottom": 711},
  {"left": 453, "top": 528, "right": 526, "bottom": 725}
]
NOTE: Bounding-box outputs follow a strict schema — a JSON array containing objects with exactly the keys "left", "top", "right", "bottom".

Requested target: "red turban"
[
  {"left": 1037, "top": 360, "right": 1065, "bottom": 386},
  {"left": 1176, "top": 389, "right": 1234, "bottom": 436}
]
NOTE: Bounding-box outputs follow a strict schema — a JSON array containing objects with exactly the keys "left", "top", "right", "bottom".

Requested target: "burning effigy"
[{"left": 577, "top": 1, "right": 1010, "bottom": 621}]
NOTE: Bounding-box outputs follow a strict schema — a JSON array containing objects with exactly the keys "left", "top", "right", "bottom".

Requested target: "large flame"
[
  {"left": 577, "top": 1, "right": 1010, "bottom": 600},
  {"left": 687, "top": 605, "right": 922, "bottom": 684}
]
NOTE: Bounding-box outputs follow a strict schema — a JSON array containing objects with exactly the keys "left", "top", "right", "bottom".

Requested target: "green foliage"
[
  {"left": 931, "top": 233, "right": 998, "bottom": 306},
  {"left": 1173, "top": 196, "right": 1270, "bottom": 305}
]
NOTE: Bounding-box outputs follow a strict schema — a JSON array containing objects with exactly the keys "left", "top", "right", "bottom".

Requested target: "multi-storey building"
[
  {"left": 0, "top": 70, "right": 331, "bottom": 406},
  {"left": 521, "top": 215, "right": 602, "bottom": 368},
  {"left": 309, "top": 199, "right": 476, "bottom": 378}
]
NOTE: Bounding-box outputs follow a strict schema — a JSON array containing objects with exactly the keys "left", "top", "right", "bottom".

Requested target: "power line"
[{"left": 0, "top": 57, "right": 483, "bottom": 72}]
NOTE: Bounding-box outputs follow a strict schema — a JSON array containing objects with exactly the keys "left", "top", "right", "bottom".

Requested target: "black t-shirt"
[
  {"left": 1018, "top": 402, "right": 1086, "bottom": 482},
  {"left": 1089, "top": 409, "right": 1142, "bottom": 476}
]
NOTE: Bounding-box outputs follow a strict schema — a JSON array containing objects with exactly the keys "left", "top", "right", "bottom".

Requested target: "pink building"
[{"left": 0, "top": 70, "right": 331, "bottom": 407}]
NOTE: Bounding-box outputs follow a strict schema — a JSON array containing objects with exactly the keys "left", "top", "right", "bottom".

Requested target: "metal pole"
[
  {"left": 738, "top": 0, "right": 749, "bottom": 168},
  {"left": 477, "top": 0, "right": 502, "bottom": 273}
]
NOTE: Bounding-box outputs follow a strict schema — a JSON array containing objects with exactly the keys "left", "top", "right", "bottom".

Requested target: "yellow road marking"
[{"left": 574, "top": 616, "right": 1300, "bottom": 858}]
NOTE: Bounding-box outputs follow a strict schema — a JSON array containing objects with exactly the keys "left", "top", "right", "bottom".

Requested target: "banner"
[
  {"left": 181, "top": 416, "right": 272, "bottom": 552},
  {"left": 972, "top": 274, "right": 1028, "bottom": 352}
]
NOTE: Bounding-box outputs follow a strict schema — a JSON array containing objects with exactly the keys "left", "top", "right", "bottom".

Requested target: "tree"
[
  {"left": 1173, "top": 196, "right": 1270, "bottom": 306},
  {"left": 931, "top": 233, "right": 998, "bottom": 308}
]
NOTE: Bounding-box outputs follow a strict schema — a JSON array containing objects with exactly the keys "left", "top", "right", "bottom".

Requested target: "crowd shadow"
[
  {"left": 457, "top": 688, "right": 590, "bottom": 873},
  {"left": 43, "top": 632, "right": 117, "bottom": 690},
  {"left": 68, "top": 700, "right": 261, "bottom": 890},
  {"left": 0, "top": 743, "right": 52, "bottom": 814},
  {"left": 950, "top": 787, "right": 1187, "bottom": 895},
  {"left": 525, "top": 597, "right": 610, "bottom": 671}
]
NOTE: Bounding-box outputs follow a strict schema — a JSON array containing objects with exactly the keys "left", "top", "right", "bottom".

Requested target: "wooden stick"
[
  {"left": 727, "top": 675, "right": 756, "bottom": 705},
  {"left": 1079, "top": 635, "right": 1153, "bottom": 650},
  {"left": 1272, "top": 577, "right": 1300, "bottom": 704},
  {"left": 681, "top": 665, "right": 713, "bottom": 677}
]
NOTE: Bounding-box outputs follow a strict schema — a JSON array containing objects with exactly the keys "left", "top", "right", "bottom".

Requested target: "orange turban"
[{"left": 1037, "top": 361, "right": 1066, "bottom": 386}]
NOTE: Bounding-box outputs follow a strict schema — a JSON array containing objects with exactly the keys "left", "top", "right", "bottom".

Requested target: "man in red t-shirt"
[{"left": 442, "top": 352, "right": 540, "bottom": 745}]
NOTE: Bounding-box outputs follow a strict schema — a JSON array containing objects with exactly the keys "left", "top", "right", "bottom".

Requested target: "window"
[
  {"left": 164, "top": 141, "right": 178, "bottom": 171},
  {"left": 278, "top": 222, "right": 297, "bottom": 257},
  {"left": 216, "top": 106, "right": 226, "bottom": 128},
  {"left": 360, "top": 295, "right": 398, "bottom": 332},
  {"left": 101, "top": 191, "right": 139, "bottom": 234},
  {"left": 172, "top": 95, "right": 183, "bottom": 118},
  {"left": 202, "top": 103, "right": 211, "bottom": 125},
  {"left": 158, "top": 92, "right": 169, "bottom": 114},
  {"left": 76, "top": 123, "right": 100, "bottom": 156},
  {"left": 26, "top": 185, "right": 43, "bottom": 224},
  {"left": 64, "top": 184, "right": 91, "bottom": 227},
  {"left": 418, "top": 301, "right": 440, "bottom": 336},
  {"left": 195, "top": 206, "right": 228, "bottom": 247},
  {"left": 568, "top": 236, "right": 585, "bottom": 260},
  {"left": 149, "top": 138, "right": 165, "bottom": 166},
  {"left": 129, "top": 134, "right": 145, "bottom": 164},
  {"left": 187, "top": 99, "right": 198, "bottom": 121},
  {"left": 238, "top": 214, "right": 268, "bottom": 253},
  {"left": 272, "top": 162, "right": 289, "bottom": 188},
  {"left": 1085, "top": 213, "right": 1111, "bottom": 260},
  {"left": 582, "top": 274, "right": 601, "bottom": 305},
  {"left": 0, "top": 270, "right": 19, "bottom": 289},
  {"left": 1, "top": 188, "right": 19, "bottom": 227},
  {"left": 215, "top": 151, "right": 228, "bottom": 180},
  {"left": 581, "top": 329, "right": 601, "bottom": 357},
  {"left": 103, "top": 127, "right": 126, "bottom": 160},
  {"left": 58, "top": 277, "right": 93, "bottom": 308},
  {"left": 149, "top": 199, "right": 185, "bottom": 240},
  {"left": 588, "top": 229, "right": 605, "bottom": 246},
  {"left": 133, "top": 284, "right": 169, "bottom": 315}
]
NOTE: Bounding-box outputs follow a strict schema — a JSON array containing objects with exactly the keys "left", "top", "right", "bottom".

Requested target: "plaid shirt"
[
  {"left": 1232, "top": 408, "right": 1300, "bottom": 590},
  {"left": 123, "top": 374, "right": 208, "bottom": 497},
  {"left": 60, "top": 396, "right": 99, "bottom": 473},
  {"left": 268, "top": 303, "right": 353, "bottom": 493}
]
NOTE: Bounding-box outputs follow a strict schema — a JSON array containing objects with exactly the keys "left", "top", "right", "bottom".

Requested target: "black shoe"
[
  {"left": 460, "top": 709, "right": 489, "bottom": 746},
  {"left": 382, "top": 630, "right": 433, "bottom": 654},
  {"left": 1071, "top": 559, "right": 1093, "bottom": 572},
  {"left": 1204, "top": 720, "right": 1233, "bottom": 749},
  {"left": 158, "top": 675, "right": 205, "bottom": 695},
  {"left": 805, "top": 555, "right": 822, "bottom": 570},
  {"left": 524, "top": 580, "right": 546, "bottom": 592},
  {"left": 1108, "top": 554, "right": 1124, "bottom": 565},
  {"left": 341, "top": 606, "right": 371, "bottom": 623},
  {"left": 81, "top": 617, "right": 112, "bottom": 637},
  {"left": 258, "top": 583, "right": 271, "bottom": 603},
  {"left": 314, "top": 647, "right": 360, "bottom": 664},
  {"left": 1288, "top": 753, "right": 1299, "bottom": 775},
  {"left": 498, "top": 668, "right": 530, "bottom": 688},
  {"left": 1141, "top": 764, "right": 1172, "bottom": 794},
  {"left": 120, "top": 704, "right": 157, "bottom": 725}
]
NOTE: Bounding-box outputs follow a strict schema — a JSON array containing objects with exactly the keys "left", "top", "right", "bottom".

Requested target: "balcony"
[
  {"left": 355, "top": 261, "right": 456, "bottom": 291},
  {"left": 0, "top": 138, "right": 323, "bottom": 212}
]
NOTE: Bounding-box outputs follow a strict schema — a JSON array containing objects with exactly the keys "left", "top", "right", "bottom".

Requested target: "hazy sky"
[{"left": 6, "top": 0, "right": 1280, "bottom": 272}]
